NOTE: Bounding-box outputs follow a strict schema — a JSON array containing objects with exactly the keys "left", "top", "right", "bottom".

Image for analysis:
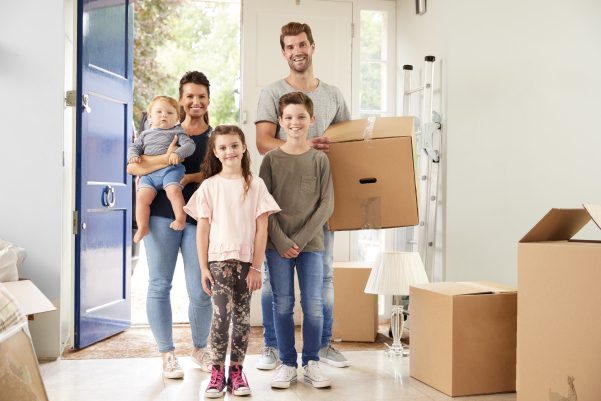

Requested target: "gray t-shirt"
[
  {"left": 127, "top": 125, "right": 195, "bottom": 162},
  {"left": 259, "top": 148, "right": 334, "bottom": 255},
  {"left": 255, "top": 79, "right": 350, "bottom": 140}
]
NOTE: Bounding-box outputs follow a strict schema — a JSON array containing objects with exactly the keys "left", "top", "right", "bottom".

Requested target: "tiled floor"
[{"left": 40, "top": 351, "right": 517, "bottom": 401}]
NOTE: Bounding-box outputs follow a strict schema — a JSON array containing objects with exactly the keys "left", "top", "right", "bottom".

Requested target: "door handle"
[
  {"left": 82, "top": 94, "right": 92, "bottom": 113},
  {"left": 102, "top": 185, "right": 115, "bottom": 207}
]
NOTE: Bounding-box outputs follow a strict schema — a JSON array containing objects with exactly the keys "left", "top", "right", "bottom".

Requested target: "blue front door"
[{"left": 74, "top": 0, "right": 133, "bottom": 348}]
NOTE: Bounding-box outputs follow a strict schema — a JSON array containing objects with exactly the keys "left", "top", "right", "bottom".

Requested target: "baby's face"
[{"left": 149, "top": 100, "right": 178, "bottom": 129}]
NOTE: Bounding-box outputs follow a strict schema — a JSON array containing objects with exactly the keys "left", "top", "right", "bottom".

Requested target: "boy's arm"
[
  {"left": 127, "top": 136, "right": 178, "bottom": 176},
  {"left": 290, "top": 154, "right": 334, "bottom": 250},
  {"left": 175, "top": 133, "right": 196, "bottom": 159}
]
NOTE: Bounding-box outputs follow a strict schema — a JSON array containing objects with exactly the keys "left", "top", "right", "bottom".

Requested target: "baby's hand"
[
  {"left": 168, "top": 153, "right": 182, "bottom": 165},
  {"left": 128, "top": 156, "right": 141, "bottom": 164}
]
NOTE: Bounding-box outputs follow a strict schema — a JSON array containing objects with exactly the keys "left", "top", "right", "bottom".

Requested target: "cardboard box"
[
  {"left": 410, "top": 281, "right": 517, "bottom": 397},
  {"left": 332, "top": 262, "right": 378, "bottom": 342},
  {"left": 324, "top": 117, "right": 418, "bottom": 231},
  {"left": 517, "top": 204, "right": 601, "bottom": 401},
  {"left": 0, "top": 280, "right": 56, "bottom": 317}
]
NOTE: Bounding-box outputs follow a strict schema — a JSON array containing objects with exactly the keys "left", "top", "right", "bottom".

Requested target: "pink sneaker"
[
  {"left": 227, "top": 365, "right": 251, "bottom": 396},
  {"left": 205, "top": 365, "right": 226, "bottom": 398}
]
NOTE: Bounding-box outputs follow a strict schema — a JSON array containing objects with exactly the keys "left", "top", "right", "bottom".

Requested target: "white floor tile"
[{"left": 40, "top": 351, "right": 517, "bottom": 401}]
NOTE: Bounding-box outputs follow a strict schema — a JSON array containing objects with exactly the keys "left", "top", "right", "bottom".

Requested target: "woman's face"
[{"left": 179, "top": 83, "right": 210, "bottom": 120}]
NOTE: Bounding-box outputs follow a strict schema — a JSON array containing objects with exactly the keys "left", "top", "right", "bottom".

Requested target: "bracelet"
[{"left": 249, "top": 265, "right": 262, "bottom": 273}]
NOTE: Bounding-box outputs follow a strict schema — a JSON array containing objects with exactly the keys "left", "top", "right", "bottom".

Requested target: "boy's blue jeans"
[{"left": 265, "top": 249, "right": 324, "bottom": 367}]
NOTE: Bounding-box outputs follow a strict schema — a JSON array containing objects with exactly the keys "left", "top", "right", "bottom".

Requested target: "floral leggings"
[{"left": 208, "top": 260, "right": 252, "bottom": 366}]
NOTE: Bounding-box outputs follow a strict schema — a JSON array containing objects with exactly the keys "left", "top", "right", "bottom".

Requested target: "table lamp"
[{"left": 364, "top": 251, "right": 428, "bottom": 357}]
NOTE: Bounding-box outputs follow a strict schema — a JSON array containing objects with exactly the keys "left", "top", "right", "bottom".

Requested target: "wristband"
[{"left": 249, "top": 265, "right": 262, "bottom": 273}]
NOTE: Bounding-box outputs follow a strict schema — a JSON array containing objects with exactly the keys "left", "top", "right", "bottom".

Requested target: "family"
[{"left": 126, "top": 21, "right": 349, "bottom": 398}]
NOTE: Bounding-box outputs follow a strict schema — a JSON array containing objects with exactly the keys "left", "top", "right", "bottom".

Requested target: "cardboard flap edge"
[{"left": 519, "top": 208, "right": 591, "bottom": 243}]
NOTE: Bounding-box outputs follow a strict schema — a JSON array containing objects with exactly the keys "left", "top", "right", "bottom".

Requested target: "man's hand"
[{"left": 308, "top": 136, "right": 331, "bottom": 152}]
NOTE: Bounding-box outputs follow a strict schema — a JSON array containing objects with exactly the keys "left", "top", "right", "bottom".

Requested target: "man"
[{"left": 255, "top": 21, "right": 350, "bottom": 371}]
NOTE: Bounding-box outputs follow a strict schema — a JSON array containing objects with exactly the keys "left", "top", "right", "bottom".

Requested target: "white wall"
[
  {"left": 0, "top": 1, "right": 67, "bottom": 358},
  {"left": 397, "top": 0, "right": 601, "bottom": 285}
]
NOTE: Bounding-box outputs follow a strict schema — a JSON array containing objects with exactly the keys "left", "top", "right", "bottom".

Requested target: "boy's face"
[
  {"left": 281, "top": 32, "right": 314, "bottom": 74},
  {"left": 279, "top": 103, "right": 315, "bottom": 140},
  {"left": 149, "top": 100, "right": 178, "bottom": 129}
]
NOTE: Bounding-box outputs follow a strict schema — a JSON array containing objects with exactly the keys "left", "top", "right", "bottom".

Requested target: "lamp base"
[
  {"left": 386, "top": 296, "right": 408, "bottom": 358},
  {"left": 386, "top": 343, "right": 408, "bottom": 358}
]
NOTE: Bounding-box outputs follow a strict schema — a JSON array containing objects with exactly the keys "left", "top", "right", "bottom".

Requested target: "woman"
[{"left": 127, "top": 71, "right": 213, "bottom": 379}]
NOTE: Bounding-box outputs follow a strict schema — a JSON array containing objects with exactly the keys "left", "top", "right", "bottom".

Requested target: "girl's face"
[
  {"left": 213, "top": 133, "right": 246, "bottom": 168},
  {"left": 149, "top": 100, "right": 178, "bottom": 129},
  {"left": 179, "top": 83, "right": 210, "bottom": 120},
  {"left": 278, "top": 103, "right": 315, "bottom": 140}
]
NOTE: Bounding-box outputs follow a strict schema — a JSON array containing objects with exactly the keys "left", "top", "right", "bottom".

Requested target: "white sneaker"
[
  {"left": 191, "top": 347, "right": 211, "bottom": 373},
  {"left": 161, "top": 351, "right": 184, "bottom": 379},
  {"left": 303, "top": 360, "right": 331, "bottom": 388},
  {"left": 256, "top": 346, "right": 279, "bottom": 370},
  {"left": 271, "top": 364, "right": 297, "bottom": 389}
]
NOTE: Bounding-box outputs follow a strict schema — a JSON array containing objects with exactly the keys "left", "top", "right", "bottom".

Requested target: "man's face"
[{"left": 281, "top": 32, "right": 315, "bottom": 73}]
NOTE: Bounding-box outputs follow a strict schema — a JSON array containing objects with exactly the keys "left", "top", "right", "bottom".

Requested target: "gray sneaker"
[
  {"left": 256, "top": 346, "right": 280, "bottom": 370},
  {"left": 318, "top": 343, "right": 350, "bottom": 368}
]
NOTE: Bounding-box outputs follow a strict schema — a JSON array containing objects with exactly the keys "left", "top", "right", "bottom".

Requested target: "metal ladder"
[{"left": 401, "top": 56, "right": 443, "bottom": 281}]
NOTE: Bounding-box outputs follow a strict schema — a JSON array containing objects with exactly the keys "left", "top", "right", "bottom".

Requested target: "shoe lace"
[
  {"left": 229, "top": 367, "right": 249, "bottom": 388},
  {"left": 209, "top": 366, "right": 225, "bottom": 388},
  {"left": 305, "top": 361, "right": 326, "bottom": 380},
  {"left": 262, "top": 346, "right": 274, "bottom": 358},
  {"left": 274, "top": 364, "right": 293, "bottom": 381},
  {"left": 165, "top": 353, "right": 181, "bottom": 371},
  {"left": 326, "top": 344, "right": 342, "bottom": 357}
]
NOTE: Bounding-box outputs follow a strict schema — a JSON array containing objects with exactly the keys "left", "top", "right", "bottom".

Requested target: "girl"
[{"left": 184, "top": 125, "right": 280, "bottom": 398}]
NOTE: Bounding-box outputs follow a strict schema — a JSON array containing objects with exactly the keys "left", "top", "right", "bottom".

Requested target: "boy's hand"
[
  {"left": 168, "top": 152, "right": 182, "bottom": 165},
  {"left": 128, "top": 156, "right": 140, "bottom": 164},
  {"left": 282, "top": 244, "right": 300, "bottom": 259},
  {"left": 246, "top": 269, "right": 262, "bottom": 292},
  {"left": 308, "top": 136, "right": 330, "bottom": 153},
  {"left": 166, "top": 135, "right": 179, "bottom": 154},
  {"left": 201, "top": 268, "right": 214, "bottom": 296}
]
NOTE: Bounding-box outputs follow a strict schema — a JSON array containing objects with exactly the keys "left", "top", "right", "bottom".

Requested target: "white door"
[
  {"left": 240, "top": 0, "right": 353, "bottom": 174},
  {"left": 241, "top": 0, "right": 353, "bottom": 324}
]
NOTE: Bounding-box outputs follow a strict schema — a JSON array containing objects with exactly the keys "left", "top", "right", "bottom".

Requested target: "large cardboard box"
[
  {"left": 517, "top": 204, "right": 601, "bottom": 401},
  {"left": 410, "top": 281, "right": 517, "bottom": 397},
  {"left": 324, "top": 117, "right": 418, "bottom": 231},
  {"left": 332, "top": 262, "right": 378, "bottom": 342},
  {"left": 0, "top": 280, "right": 56, "bottom": 318}
]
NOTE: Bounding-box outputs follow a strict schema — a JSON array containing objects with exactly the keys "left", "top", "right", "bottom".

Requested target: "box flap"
[
  {"left": 324, "top": 117, "right": 414, "bottom": 143},
  {"left": 583, "top": 204, "right": 601, "bottom": 230},
  {"left": 519, "top": 208, "right": 591, "bottom": 243},
  {"left": 0, "top": 280, "right": 56, "bottom": 315},
  {"left": 412, "top": 281, "right": 515, "bottom": 296}
]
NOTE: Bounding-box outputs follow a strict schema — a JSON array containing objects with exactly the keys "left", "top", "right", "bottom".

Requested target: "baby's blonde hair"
[{"left": 147, "top": 95, "right": 180, "bottom": 119}]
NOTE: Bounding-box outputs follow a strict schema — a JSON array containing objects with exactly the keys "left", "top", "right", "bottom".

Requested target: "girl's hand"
[
  {"left": 201, "top": 268, "right": 214, "bottom": 296},
  {"left": 282, "top": 244, "right": 300, "bottom": 259},
  {"left": 246, "top": 268, "right": 262, "bottom": 292}
]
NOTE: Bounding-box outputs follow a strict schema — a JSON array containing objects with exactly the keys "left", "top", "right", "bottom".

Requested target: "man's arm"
[{"left": 256, "top": 121, "right": 285, "bottom": 155}]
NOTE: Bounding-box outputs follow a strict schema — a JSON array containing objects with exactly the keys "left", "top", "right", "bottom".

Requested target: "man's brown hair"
[{"left": 279, "top": 22, "right": 315, "bottom": 50}]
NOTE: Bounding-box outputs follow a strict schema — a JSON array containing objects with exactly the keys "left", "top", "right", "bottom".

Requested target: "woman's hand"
[
  {"left": 168, "top": 153, "right": 182, "bottom": 165},
  {"left": 246, "top": 268, "right": 262, "bottom": 292},
  {"left": 201, "top": 268, "right": 214, "bottom": 296}
]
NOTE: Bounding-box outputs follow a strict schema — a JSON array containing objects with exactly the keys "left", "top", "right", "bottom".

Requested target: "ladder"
[{"left": 401, "top": 56, "right": 443, "bottom": 281}]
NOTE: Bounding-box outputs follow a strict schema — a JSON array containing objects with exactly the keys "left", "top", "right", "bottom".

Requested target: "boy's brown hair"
[
  {"left": 146, "top": 95, "right": 180, "bottom": 119},
  {"left": 279, "top": 22, "right": 315, "bottom": 50},
  {"left": 277, "top": 92, "right": 314, "bottom": 118}
]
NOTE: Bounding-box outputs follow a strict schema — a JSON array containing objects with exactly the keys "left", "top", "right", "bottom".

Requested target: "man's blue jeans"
[
  {"left": 265, "top": 249, "right": 324, "bottom": 367},
  {"left": 261, "top": 226, "right": 334, "bottom": 349},
  {"left": 144, "top": 216, "right": 213, "bottom": 352}
]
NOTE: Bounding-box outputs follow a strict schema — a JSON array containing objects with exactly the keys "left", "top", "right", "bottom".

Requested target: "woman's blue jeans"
[
  {"left": 261, "top": 226, "right": 334, "bottom": 349},
  {"left": 265, "top": 249, "right": 324, "bottom": 367},
  {"left": 144, "top": 216, "right": 212, "bottom": 353}
]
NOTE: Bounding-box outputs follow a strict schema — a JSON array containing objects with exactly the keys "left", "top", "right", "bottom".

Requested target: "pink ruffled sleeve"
[
  {"left": 255, "top": 178, "right": 281, "bottom": 218},
  {"left": 183, "top": 182, "right": 213, "bottom": 222}
]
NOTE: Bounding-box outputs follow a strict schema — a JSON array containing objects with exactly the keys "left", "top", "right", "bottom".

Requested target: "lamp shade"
[{"left": 364, "top": 252, "right": 429, "bottom": 295}]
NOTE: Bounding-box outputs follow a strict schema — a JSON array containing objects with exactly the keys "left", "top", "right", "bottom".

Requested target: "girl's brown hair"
[{"left": 200, "top": 125, "right": 253, "bottom": 197}]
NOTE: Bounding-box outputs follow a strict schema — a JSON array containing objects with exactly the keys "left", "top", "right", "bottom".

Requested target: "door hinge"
[
  {"left": 72, "top": 210, "right": 79, "bottom": 235},
  {"left": 65, "top": 90, "right": 77, "bottom": 107}
]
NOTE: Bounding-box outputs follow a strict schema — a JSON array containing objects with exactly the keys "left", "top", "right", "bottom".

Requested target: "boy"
[
  {"left": 128, "top": 95, "right": 195, "bottom": 243},
  {"left": 259, "top": 92, "right": 334, "bottom": 389}
]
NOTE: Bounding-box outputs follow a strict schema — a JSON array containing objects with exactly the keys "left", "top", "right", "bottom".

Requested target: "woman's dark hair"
[
  {"left": 178, "top": 71, "right": 211, "bottom": 124},
  {"left": 200, "top": 125, "right": 253, "bottom": 198}
]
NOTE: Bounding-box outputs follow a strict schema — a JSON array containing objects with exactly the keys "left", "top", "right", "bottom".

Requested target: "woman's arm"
[
  {"left": 126, "top": 136, "right": 179, "bottom": 176},
  {"left": 180, "top": 171, "right": 203, "bottom": 187}
]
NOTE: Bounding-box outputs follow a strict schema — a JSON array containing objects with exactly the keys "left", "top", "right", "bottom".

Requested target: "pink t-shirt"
[{"left": 184, "top": 174, "right": 280, "bottom": 262}]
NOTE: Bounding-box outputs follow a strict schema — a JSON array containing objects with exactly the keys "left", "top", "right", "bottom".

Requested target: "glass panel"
[
  {"left": 87, "top": 4, "right": 127, "bottom": 77},
  {"left": 360, "top": 10, "right": 384, "bottom": 60},
  {"left": 356, "top": 230, "right": 384, "bottom": 263},
  {"left": 360, "top": 61, "right": 383, "bottom": 113}
]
